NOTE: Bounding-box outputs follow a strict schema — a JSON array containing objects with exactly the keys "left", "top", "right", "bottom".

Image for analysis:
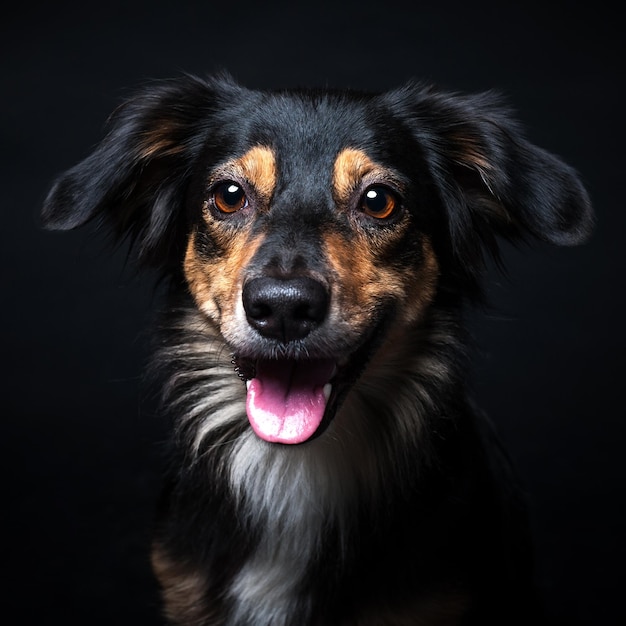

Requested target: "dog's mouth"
[
  {"left": 239, "top": 358, "right": 337, "bottom": 444},
  {"left": 232, "top": 320, "right": 386, "bottom": 445}
]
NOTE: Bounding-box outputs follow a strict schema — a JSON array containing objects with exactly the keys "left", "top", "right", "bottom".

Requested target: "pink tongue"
[{"left": 246, "top": 359, "right": 335, "bottom": 444}]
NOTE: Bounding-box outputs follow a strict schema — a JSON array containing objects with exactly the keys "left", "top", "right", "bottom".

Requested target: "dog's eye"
[
  {"left": 213, "top": 182, "right": 248, "bottom": 214},
  {"left": 360, "top": 186, "right": 398, "bottom": 220}
]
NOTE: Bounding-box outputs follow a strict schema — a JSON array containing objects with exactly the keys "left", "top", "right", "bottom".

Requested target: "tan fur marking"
[
  {"left": 151, "top": 543, "right": 215, "bottom": 623},
  {"left": 331, "top": 149, "right": 438, "bottom": 329},
  {"left": 325, "top": 232, "right": 439, "bottom": 336},
  {"left": 138, "top": 122, "right": 186, "bottom": 159},
  {"left": 449, "top": 134, "right": 507, "bottom": 214},
  {"left": 402, "top": 237, "right": 440, "bottom": 324},
  {"left": 333, "top": 148, "right": 376, "bottom": 203},
  {"left": 449, "top": 133, "right": 493, "bottom": 174},
  {"left": 324, "top": 230, "right": 405, "bottom": 332},
  {"left": 184, "top": 231, "right": 217, "bottom": 317},
  {"left": 333, "top": 148, "right": 402, "bottom": 205},
  {"left": 184, "top": 228, "right": 265, "bottom": 331},
  {"left": 215, "top": 145, "right": 277, "bottom": 202}
]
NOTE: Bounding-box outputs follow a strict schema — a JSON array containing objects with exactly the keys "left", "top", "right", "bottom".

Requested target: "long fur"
[{"left": 42, "top": 74, "right": 593, "bottom": 625}]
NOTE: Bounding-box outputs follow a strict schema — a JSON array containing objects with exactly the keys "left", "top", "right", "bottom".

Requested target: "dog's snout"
[{"left": 243, "top": 276, "right": 329, "bottom": 342}]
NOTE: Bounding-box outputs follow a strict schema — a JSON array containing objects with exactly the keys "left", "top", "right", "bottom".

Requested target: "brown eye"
[
  {"left": 213, "top": 182, "right": 247, "bottom": 214},
  {"left": 360, "top": 186, "right": 398, "bottom": 220}
]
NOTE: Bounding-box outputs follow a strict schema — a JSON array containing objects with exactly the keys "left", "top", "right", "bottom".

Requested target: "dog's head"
[{"left": 42, "top": 74, "right": 593, "bottom": 444}]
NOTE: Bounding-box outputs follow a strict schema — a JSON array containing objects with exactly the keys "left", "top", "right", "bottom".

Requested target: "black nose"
[{"left": 242, "top": 276, "right": 329, "bottom": 342}]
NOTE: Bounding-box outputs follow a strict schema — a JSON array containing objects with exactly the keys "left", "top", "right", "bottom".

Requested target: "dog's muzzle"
[{"left": 240, "top": 276, "right": 335, "bottom": 445}]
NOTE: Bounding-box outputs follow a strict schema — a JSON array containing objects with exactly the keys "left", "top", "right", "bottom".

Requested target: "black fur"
[{"left": 42, "top": 74, "right": 593, "bottom": 625}]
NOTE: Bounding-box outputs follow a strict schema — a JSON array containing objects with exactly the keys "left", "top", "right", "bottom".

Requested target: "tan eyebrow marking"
[
  {"left": 333, "top": 148, "right": 402, "bottom": 205},
  {"left": 215, "top": 145, "right": 277, "bottom": 201}
]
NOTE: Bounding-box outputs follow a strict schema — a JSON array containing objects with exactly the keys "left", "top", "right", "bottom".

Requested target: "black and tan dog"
[{"left": 42, "top": 74, "right": 593, "bottom": 625}]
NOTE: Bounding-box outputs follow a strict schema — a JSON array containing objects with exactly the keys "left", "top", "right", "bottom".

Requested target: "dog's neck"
[{"left": 153, "top": 299, "right": 467, "bottom": 620}]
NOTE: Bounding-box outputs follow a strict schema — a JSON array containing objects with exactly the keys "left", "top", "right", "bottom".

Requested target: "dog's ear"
[
  {"left": 385, "top": 83, "right": 594, "bottom": 263},
  {"left": 41, "top": 74, "right": 240, "bottom": 269}
]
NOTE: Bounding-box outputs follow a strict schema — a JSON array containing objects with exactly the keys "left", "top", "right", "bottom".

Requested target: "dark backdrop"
[{"left": 3, "top": 1, "right": 624, "bottom": 624}]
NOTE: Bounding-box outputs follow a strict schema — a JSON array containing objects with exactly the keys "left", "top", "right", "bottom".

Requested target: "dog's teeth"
[
  {"left": 323, "top": 384, "right": 332, "bottom": 401},
  {"left": 246, "top": 380, "right": 251, "bottom": 391}
]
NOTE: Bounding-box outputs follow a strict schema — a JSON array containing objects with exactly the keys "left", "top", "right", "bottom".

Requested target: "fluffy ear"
[
  {"left": 41, "top": 74, "right": 240, "bottom": 269},
  {"left": 385, "top": 83, "right": 594, "bottom": 263}
]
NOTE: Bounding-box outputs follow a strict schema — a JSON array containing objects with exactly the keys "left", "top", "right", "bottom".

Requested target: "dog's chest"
[{"left": 226, "top": 432, "right": 360, "bottom": 622}]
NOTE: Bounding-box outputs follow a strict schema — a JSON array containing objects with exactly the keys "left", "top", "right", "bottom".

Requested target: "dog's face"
[
  {"left": 42, "top": 75, "right": 593, "bottom": 445},
  {"left": 182, "top": 106, "right": 440, "bottom": 443}
]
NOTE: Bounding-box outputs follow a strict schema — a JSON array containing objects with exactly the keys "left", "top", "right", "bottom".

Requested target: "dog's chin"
[{"left": 232, "top": 318, "right": 388, "bottom": 445}]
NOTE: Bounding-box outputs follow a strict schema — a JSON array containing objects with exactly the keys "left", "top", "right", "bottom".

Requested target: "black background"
[{"left": 3, "top": 1, "right": 624, "bottom": 624}]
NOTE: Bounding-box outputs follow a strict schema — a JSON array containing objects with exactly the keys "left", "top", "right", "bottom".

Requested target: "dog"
[{"left": 41, "top": 74, "right": 593, "bottom": 625}]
